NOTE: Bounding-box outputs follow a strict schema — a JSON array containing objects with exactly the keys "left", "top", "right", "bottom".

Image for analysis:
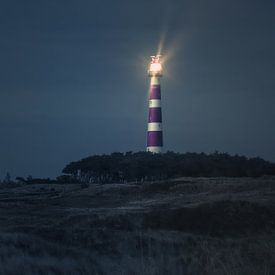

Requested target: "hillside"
[
  {"left": 0, "top": 177, "right": 275, "bottom": 274},
  {"left": 62, "top": 152, "right": 275, "bottom": 183}
]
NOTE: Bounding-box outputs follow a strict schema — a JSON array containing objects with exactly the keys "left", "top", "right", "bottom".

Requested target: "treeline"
[
  {"left": 15, "top": 177, "right": 59, "bottom": 184},
  {"left": 14, "top": 176, "right": 79, "bottom": 185},
  {"left": 62, "top": 151, "right": 275, "bottom": 183}
]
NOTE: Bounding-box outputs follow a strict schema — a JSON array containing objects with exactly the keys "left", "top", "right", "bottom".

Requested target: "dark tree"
[{"left": 62, "top": 151, "right": 275, "bottom": 184}]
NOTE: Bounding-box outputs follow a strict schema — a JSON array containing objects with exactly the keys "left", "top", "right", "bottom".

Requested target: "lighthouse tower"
[{"left": 147, "top": 55, "right": 163, "bottom": 153}]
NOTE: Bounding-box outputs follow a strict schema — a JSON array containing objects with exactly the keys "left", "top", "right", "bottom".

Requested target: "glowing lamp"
[{"left": 148, "top": 55, "right": 163, "bottom": 77}]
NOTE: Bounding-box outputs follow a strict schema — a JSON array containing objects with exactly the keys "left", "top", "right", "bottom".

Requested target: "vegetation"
[
  {"left": 62, "top": 151, "right": 275, "bottom": 183},
  {"left": 15, "top": 175, "right": 80, "bottom": 185},
  {"left": 0, "top": 178, "right": 274, "bottom": 274}
]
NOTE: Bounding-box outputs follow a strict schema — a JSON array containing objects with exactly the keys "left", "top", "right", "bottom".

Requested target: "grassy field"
[{"left": 0, "top": 177, "right": 274, "bottom": 274}]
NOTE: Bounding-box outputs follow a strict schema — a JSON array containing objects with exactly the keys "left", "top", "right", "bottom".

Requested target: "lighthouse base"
[{"left": 147, "top": 146, "right": 162, "bottom": 154}]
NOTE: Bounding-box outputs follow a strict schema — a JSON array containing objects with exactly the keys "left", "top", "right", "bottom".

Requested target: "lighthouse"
[{"left": 147, "top": 55, "right": 163, "bottom": 153}]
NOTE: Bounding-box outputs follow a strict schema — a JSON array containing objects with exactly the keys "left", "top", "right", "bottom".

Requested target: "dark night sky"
[{"left": 0, "top": 0, "right": 275, "bottom": 179}]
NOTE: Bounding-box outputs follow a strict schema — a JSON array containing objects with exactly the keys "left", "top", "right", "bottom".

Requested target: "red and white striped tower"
[{"left": 147, "top": 55, "right": 163, "bottom": 153}]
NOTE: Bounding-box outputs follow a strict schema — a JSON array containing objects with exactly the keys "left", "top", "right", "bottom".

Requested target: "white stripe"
[
  {"left": 150, "top": 76, "right": 160, "bottom": 85},
  {"left": 147, "top": 146, "right": 162, "bottom": 153},
  {"left": 148, "top": 123, "right": 162, "bottom": 131},
  {"left": 149, "top": 99, "right": 161, "bottom": 108}
]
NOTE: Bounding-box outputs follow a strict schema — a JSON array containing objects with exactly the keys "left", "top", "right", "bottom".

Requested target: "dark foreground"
[{"left": 0, "top": 177, "right": 275, "bottom": 274}]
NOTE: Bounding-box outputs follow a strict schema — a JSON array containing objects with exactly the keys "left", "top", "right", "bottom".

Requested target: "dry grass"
[{"left": 0, "top": 177, "right": 274, "bottom": 274}]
